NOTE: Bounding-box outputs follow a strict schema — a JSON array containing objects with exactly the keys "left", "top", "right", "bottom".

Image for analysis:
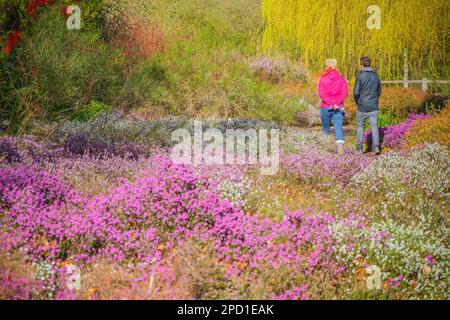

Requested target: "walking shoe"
[
  {"left": 373, "top": 147, "right": 381, "bottom": 155},
  {"left": 336, "top": 140, "right": 345, "bottom": 155}
]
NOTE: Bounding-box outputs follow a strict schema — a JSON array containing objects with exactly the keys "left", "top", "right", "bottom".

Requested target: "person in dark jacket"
[{"left": 354, "top": 56, "right": 381, "bottom": 155}]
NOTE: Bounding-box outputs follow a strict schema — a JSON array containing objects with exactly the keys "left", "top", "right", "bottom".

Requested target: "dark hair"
[{"left": 360, "top": 56, "right": 371, "bottom": 67}]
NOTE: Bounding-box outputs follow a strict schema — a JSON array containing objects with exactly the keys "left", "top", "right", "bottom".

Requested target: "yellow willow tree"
[{"left": 261, "top": 0, "right": 449, "bottom": 79}]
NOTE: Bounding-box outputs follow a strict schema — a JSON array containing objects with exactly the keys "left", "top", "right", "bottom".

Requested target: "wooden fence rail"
[{"left": 381, "top": 79, "right": 450, "bottom": 92}]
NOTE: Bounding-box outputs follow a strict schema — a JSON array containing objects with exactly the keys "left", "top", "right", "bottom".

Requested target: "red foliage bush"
[
  {"left": 112, "top": 16, "right": 166, "bottom": 60},
  {"left": 2, "top": 0, "right": 80, "bottom": 55},
  {"left": 27, "top": 0, "right": 54, "bottom": 17},
  {"left": 1, "top": 31, "right": 21, "bottom": 55}
]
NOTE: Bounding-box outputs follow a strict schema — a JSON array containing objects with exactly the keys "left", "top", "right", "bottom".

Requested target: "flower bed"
[
  {"left": 364, "top": 114, "right": 429, "bottom": 149},
  {"left": 0, "top": 131, "right": 449, "bottom": 299}
]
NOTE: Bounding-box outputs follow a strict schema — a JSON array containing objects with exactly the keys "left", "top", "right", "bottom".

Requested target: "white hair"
[{"left": 326, "top": 59, "right": 337, "bottom": 69}]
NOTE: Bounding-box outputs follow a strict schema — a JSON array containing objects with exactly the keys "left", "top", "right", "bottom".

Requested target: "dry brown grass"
[
  {"left": 0, "top": 251, "right": 37, "bottom": 299},
  {"left": 74, "top": 241, "right": 239, "bottom": 300}
]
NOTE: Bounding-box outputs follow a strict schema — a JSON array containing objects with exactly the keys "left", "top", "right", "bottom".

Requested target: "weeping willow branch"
[{"left": 261, "top": 0, "right": 449, "bottom": 79}]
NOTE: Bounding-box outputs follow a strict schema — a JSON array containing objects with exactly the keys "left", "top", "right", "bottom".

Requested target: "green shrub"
[
  {"left": 64, "top": 0, "right": 105, "bottom": 31},
  {"left": 24, "top": 8, "right": 125, "bottom": 109},
  {"left": 0, "top": 0, "right": 28, "bottom": 35},
  {"left": 71, "top": 101, "right": 112, "bottom": 122},
  {"left": 377, "top": 112, "right": 401, "bottom": 127},
  {"left": 1, "top": 4, "right": 167, "bottom": 132}
]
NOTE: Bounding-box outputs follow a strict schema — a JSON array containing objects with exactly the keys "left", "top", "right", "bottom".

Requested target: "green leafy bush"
[
  {"left": 1, "top": 4, "right": 166, "bottom": 132},
  {"left": 0, "top": 0, "right": 28, "bottom": 35},
  {"left": 71, "top": 101, "right": 112, "bottom": 122},
  {"left": 377, "top": 112, "right": 401, "bottom": 127},
  {"left": 22, "top": 8, "right": 124, "bottom": 108}
]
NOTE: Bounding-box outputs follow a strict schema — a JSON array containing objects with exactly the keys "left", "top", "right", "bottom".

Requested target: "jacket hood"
[
  {"left": 322, "top": 68, "right": 340, "bottom": 80},
  {"left": 318, "top": 69, "right": 348, "bottom": 107},
  {"left": 320, "top": 69, "right": 345, "bottom": 90}
]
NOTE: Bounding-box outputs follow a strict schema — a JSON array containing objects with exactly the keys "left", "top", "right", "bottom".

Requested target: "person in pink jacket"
[{"left": 318, "top": 59, "right": 348, "bottom": 154}]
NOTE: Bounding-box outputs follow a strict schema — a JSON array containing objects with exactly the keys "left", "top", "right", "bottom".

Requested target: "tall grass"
[{"left": 108, "top": 0, "right": 305, "bottom": 122}]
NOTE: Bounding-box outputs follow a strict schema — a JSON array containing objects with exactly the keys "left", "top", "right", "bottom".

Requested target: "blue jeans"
[
  {"left": 320, "top": 107, "right": 345, "bottom": 141},
  {"left": 356, "top": 110, "right": 379, "bottom": 151}
]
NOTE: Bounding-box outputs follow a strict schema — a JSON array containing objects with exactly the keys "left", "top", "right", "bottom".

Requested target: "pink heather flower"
[{"left": 272, "top": 284, "right": 309, "bottom": 300}]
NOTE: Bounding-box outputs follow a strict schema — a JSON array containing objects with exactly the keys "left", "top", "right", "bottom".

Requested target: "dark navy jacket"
[{"left": 353, "top": 67, "right": 381, "bottom": 112}]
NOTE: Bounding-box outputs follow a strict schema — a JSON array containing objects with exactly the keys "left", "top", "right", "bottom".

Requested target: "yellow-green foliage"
[
  {"left": 405, "top": 104, "right": 450, "bottom": 148},
  {"left": 261, "top": 0, "right": 450, "bottom": 79}
]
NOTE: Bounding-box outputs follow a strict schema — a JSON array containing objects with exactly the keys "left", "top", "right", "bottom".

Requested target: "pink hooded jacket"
[{"left": 318, "top": 69, "right": 348, "bottom": 108}]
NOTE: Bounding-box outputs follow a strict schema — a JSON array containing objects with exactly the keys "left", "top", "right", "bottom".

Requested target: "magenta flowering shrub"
[
  {"left": 205, "top": 207, "right": 349, "bottom": 279},
  {"left": 1, "top": 150, "right": 356, "bottom": 298},
  {"left": 0, "top": 165, "right": 76, "bottom": 211},
  {"left": 272, "top": 284, "right": 309, "bottom": 300},
  {"left": 0, "top": 136, "right": 65, "bottom": 164},
  {"left": 1, "top": 134, "right": 448, "bottom": 299},
  {"left": 86, "top": 157, "right": 245, "bottom": 264},
  {"left": 0, "top": 157, "right": 228, "bottom": 265},
  {"left": 364, "top": 114, "right": 428, "bottom": 149},
  {"left": 0, "top": 135, "right": 149, "bottom": 167},
  {"left": 0, "top": 166, "right": 91, "bottom": 262},
  {"left": 0, "top": 137, "right": 22, "bottom": 163},
  {"left": 282, "top": 147, "right": 373, "bottom": 187},
  {"left": 0, "top": 155, "right": 258, "bottom": 265},
  {"left": 63, "top": 132, "right": 146, "bottom": 160}
]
